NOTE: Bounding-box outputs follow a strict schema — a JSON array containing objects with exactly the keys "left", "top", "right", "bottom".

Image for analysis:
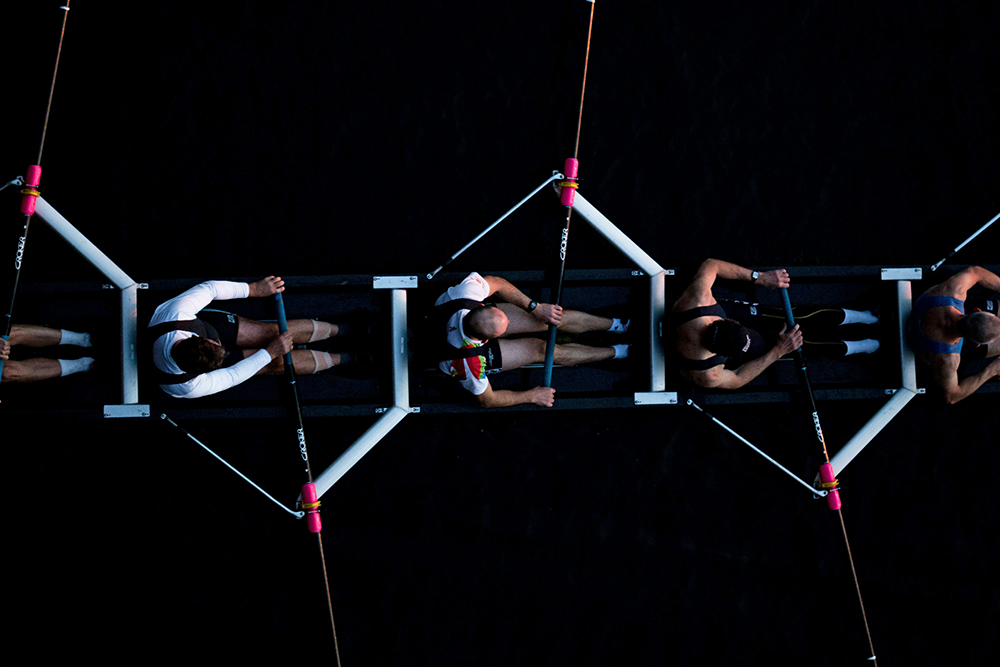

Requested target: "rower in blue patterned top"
[{"left": 908, "top": 266, "right": 1000, "bottom": 404}]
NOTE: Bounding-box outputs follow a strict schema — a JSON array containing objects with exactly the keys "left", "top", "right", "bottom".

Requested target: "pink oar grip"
[
  {"left": 20, "top": 165, "right": 42, "bottom": 215},
  {"left": 560, "top": 158, "right": 579, "bottom": 207},
  {"left": 819, "top": 463, "right": 841, "bottom": 510},
  {"left": 301, "top": 483, "right": 322, "bottom": 533}
]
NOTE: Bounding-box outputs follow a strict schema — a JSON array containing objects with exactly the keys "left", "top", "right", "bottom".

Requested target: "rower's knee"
[
  {"left": 551, "top": 342, "right": 575, "bottom": 365},
  {"left": 237, "top": 317, "right": 280, "bottom": 347},
  {"left": 527, "top": 337, "right": 547, "bottom": 364},
  {"left": 1, "top": 360, "right": 27, "bottom": 383}
]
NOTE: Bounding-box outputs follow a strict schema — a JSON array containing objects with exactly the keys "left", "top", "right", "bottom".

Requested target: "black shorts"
[
  {"left": 199, "top": 309, "right": 243, "bottom": 367},
  {"left": 441, "top": 337, "right": 504, "bottom": 376},
  {"left": 481, "top": 337, "right": 504, "bottom": 374}
]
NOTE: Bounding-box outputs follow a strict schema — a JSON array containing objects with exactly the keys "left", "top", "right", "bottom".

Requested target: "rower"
[
  {"left": 908, "top": 265, "right": 1000, "bottom": 404},
  {"left": 429, "top": 272, "right": 629, "bottom": 408},
  {"left": 148, "top": 277, "right": 345, "bottom": 399},
  {"left": 672, "top": 259, "right": 880, "bottom": 389}
]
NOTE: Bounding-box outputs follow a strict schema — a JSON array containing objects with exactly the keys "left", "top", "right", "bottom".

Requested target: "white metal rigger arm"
[
  {"left": 686, "top": 400, "right": 827, "bottom": 497},
  {"left": 161, "top": 414, "right": 305, "bottom": 519},
  {"left": 426, "top": 172, "right": 564, "bottom": 279},
  {"left": 1, "top": 176, "right": 23, "bottom": 192},
  {"left": 930, "top": 211, "right": 999, "bottom": 271}
]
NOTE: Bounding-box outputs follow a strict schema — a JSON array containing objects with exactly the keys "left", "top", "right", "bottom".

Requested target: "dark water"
[{"left": 3, "top": 1, "right": 998, "bottom": 663}]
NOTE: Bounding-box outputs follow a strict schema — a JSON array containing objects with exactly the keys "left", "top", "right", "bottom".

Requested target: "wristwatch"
[
  {"left": 751, "top": 271, "right": 760, "bottom": 284},
  {"left": 527, "top": 300, "right": 538, "bottom": 312}
]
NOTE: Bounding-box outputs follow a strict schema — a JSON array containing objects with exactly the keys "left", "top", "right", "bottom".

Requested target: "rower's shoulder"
[
  {"left": 680, "top": 364, "right": 724, "bottom": 387},
  {"left": 926, "top": 266, "right": 989, "bottom": 299},
  {"left": 672, "top": 291, "right": 718, "bottom": 313},
  {"left": 921, "top": 283, "right": 960, "bottom": 298}
]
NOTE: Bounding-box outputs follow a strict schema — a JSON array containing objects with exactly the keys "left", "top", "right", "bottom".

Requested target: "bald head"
[
  {"left": 464, "top": 305, "right": 508, "bottom": 340},
  {"left": 959, "top": 311, "right": 1000, "bottom": 344}
]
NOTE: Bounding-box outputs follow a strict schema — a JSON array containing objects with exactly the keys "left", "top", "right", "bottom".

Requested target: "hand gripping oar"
[
  {"left": 275, "top": 292, "right": 343, "bottom": 663},
  {"left": 782, "top": 288, "right": 878, "bottom": 665},
  {"left": 543, "top": 0, "right": 596, "bottom": 387}
]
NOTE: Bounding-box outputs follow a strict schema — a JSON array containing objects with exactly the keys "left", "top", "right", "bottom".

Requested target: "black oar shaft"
[
  {"left": 780, "top": 290, "right": 831, "bottom": 459},
  {"left": 275, "top": 292, "right": 312, "bottom": 482},
  {"left": 2, "top": 215, "right": 32, "bottom": 380}
]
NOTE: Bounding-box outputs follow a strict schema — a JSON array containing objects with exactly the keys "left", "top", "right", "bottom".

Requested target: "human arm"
[
  {"left": 930, "top": 266, "right": 1000, "bottom": 299},
  {"left": 672, "top": 259, "right": 790, "bottom": 312},
  {"left": 933, "top": 354, "right": 1000, "bottom": 405},
  {"left": 162, "top": 333, "right": 293, "bottom": 399},
  {"left": 474, "top": 383, "right": 556, "bottom": 408},
  {"left": 149, "top": 280, "right": 251, "bottom": 326},
  {"left": 264, "top": 331, "right": 294, "bottom": 360},
  {"left": 161, "top": 350, "right": 272, "bottom": 398},
  {"left": 691, "top": 324, "right": 802, "bottom": 389},
  {"left": 482, "top": 275, "right": 562, "bottom": 326}
]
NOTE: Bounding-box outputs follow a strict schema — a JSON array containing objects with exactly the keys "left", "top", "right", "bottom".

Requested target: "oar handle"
[
  {"left": 780, "top": 288, "right": 795, "bottom": 328},
  {"left": 0, "top": 334, "right": 8, "bottom": 378},
  {"left": 274, "top": 292, "right": 292, "bottom": 365},
  {"left": 275, "top": 291, "right": 288, "bottom": 331},
  {"left": 542, "top": 324, "right": 558, "bottom": 387}
]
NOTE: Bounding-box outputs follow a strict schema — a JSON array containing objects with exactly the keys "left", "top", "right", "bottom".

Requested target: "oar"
[
  {"left": 275, "top": 291, "right": 343, "bottom": 663},
  {"left": 779, "top": 288, "right": 841, "bottom": 509},
  {"left": 781, "top": 288, "right": 878, "bottom": 664},
  {"left": 2, "top": 4, "right": 72, "bottom": 383},
  {"left": 543, "top": 0, "right": 597, "bottom": 387}
]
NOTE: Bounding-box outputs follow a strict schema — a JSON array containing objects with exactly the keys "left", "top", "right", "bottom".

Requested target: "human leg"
[
  {"left": 558, "top": 310, "right": 616, "bottom": 334},
  {"left": 803, "top": 340, "right": 879, "bottom": 357},
  {"left": 756, "top": 305, "right": 878, "bottom": 344},
  {"left": 553, "top": 343, "right": 616, "bottom": 365},
  {"left": 1, "top": 357, "right": 94, "bottom": 383},
  {"left": 497, "top": 338, "right": 546, "bottom": 369},
  {"left": 245, "top": 348, "right": 340, "bottom": 375},
  {"left": 497, "top": 337, "right": 621, "bottom": 370},
  {"left": 496, "top": 303, "right": 614, "bottom": 336},
  {"left": 236, "top": 317, "right": 337, "bottom": 348},
  {"left": 8, "top": 324, "right": 65, "bottom": 347}
]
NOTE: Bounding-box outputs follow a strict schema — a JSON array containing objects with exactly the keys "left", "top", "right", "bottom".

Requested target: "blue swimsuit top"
[{"left": 909, "top": 294, "right": 964, "bottom": 354}]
